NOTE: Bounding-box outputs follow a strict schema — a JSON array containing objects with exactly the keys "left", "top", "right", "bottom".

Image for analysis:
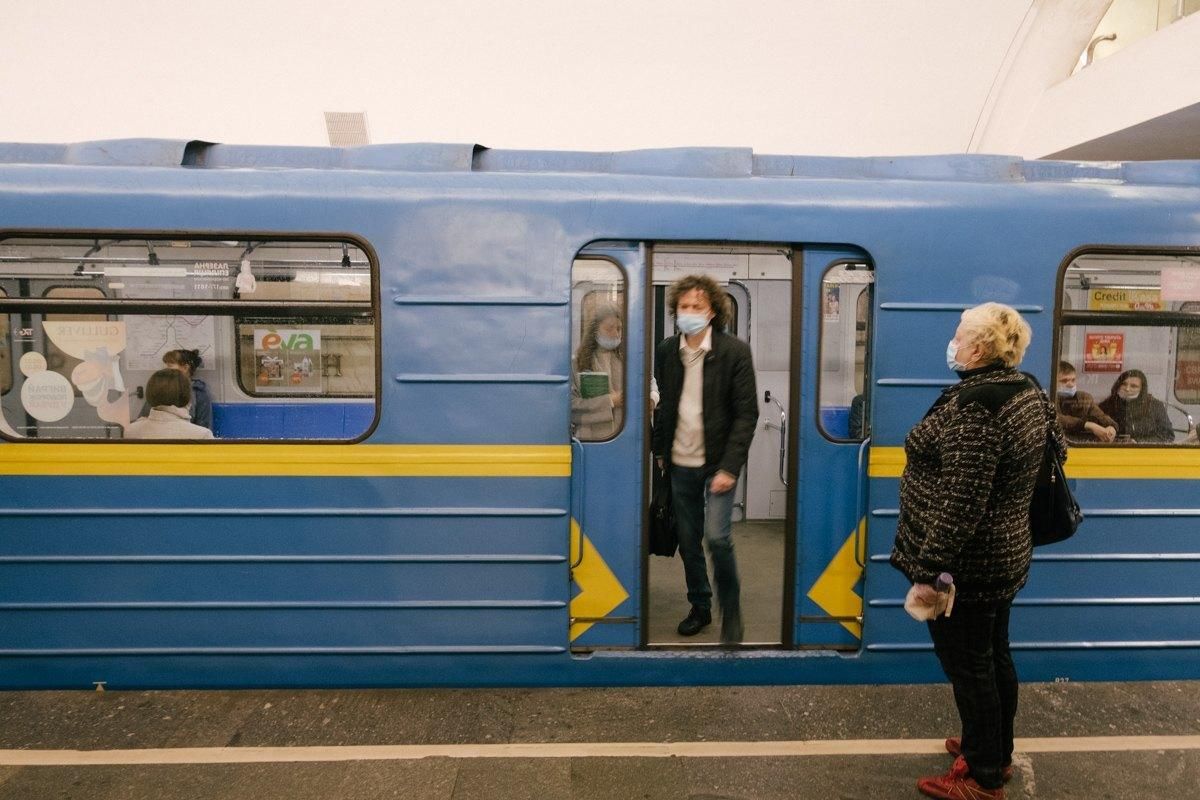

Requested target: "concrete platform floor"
[{"left": 1, "top": 680, "right": 1197, "bottom": 798}]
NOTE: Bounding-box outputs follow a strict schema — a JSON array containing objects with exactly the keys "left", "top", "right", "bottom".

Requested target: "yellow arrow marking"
[
  {"left": 805, "top": 518, "right": 866, "bottom": 639},
  {"left": 568, "top": 518, "right": 630, "bottom": 641}
]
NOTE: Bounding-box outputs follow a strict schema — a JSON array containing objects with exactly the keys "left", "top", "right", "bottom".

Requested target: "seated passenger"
[
  {"left": 1097, "top": 368, "right": 1174, "bottom": 443},
  {"left": 125, "top": 369, "right": 215, "bottom": 440},
  {"left": 163, "top": 348, "right": 213, "bottom": 430},
  {"left": 1056, "top": 360, "right": 1116, "bottom": 443},
  {"left": 571, "top": 304, "right": 624, "bottom": 440}
]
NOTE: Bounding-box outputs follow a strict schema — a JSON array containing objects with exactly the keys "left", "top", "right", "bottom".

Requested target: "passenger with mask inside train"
[
  {"left": 571, "top": 304, "right": 624, "bottom": 440},
  {"left": 1098, "top": 368, "right": 1173, "bottom": 443},
  {"left": 653, "top": 275, "right": 758, "bottom": 644},
  {"left": 1055, "top": 360, "right": 1116, "bottom": 443}
]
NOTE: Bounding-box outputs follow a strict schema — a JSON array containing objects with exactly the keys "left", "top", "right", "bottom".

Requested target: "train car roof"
[{"left": 1, "top": 138, "right": 1199, "bottom": 188}]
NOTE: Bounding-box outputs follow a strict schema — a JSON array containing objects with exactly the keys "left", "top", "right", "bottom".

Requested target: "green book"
[{"left": 579, "top": 371, "right": 610, "bottom": 399}]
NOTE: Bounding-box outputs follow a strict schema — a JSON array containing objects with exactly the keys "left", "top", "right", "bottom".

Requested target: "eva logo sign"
[{"left": 254, "top": 330, "right": 321, "bottom": 350}]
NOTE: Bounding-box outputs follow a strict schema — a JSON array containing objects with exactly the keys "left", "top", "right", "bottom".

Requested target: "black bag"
[
  {"left": 648, "top": 464, "right": 678, "bottom": 557},
  {"left": 1025, "top": 374, "right": 1083, "bottom": 547}
]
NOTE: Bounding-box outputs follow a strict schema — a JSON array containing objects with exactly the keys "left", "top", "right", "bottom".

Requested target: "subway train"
[{"left": 0, "top": 140, "right": 1198, "bottom": 689}]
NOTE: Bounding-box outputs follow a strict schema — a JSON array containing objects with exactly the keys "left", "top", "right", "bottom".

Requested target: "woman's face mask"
[
  {"left": 1118, "top": 386, "right": 1140, "bottom": 401},
  {"left": 597, "top": 335, "right": 621, "bottom": 351},
  {"left": 946, "top": 340, "right": 966, "bottom": 372}
]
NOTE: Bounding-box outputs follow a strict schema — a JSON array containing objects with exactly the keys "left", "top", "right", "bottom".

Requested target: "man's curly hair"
[{"left": 667, "top": 274, "right": 731, "bottom": 332}]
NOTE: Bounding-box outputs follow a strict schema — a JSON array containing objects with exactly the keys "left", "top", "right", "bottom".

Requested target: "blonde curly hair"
[{"left": 958, "top": 302, "right": 1031, "bottom": 368}]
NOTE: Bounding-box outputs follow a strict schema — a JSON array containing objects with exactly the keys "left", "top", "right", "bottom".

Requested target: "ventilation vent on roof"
[{"left": 324, "top": 112, "right": 370, "bottom": 147}]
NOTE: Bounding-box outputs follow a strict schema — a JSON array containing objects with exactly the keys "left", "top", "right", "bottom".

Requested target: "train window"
[
  {"left": 1058, "top": 253, "right": 1200, "bottom": 445},
  {"left": 817, "top": 263, "right": 874, "bottom": 441},
  {"left": 0, "top": 236, "right": 377, "bottom": 442},
  {"left": 571, "top": 258, "right": 626, "bottom": 441}
]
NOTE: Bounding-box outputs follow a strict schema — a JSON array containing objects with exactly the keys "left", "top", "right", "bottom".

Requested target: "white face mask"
[
  {"left": 946, "top": 340, "right": 966, "bottom": 372},
  {"left": 597, "top": 335, "right": 621, "bottom": 351},
  {"left": 677, "top": 313, "right": 711, "bottom": 336},
  {"left": 1057, "top": 386, "right": 1077, "bottom": 398},
  {"left": 1118, "top": 387, "right": 1139, "bottom": 401}
]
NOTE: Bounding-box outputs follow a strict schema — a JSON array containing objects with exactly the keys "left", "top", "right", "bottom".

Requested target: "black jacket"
[
  {"left": 1098, "top": 393, "right": 1174, "bottom": 443},
  {"left": 652, "top": 329, "right": 758, "bottom": 478}
]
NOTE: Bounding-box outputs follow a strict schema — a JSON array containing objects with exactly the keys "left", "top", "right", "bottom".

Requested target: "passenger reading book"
[{"left": 571, "top": 304, "right": 624, "bottom": 440}]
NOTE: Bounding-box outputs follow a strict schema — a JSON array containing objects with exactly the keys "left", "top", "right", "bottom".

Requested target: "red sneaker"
[
  {"left": 944, "top": 737, "right": 1014, "bottom": 782},
  {"left": 918, "top": 756, "right": 1006, "bottom": 800}
]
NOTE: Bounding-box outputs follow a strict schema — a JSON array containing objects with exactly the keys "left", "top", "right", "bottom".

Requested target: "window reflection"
[{"left": 571, "top": 259, "right": 626, "bottom": 441}]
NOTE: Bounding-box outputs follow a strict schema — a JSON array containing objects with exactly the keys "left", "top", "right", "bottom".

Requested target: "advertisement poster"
[
  {"left": 254, "top": 329, "right": 321, "bottom": 393},
  {"left": 1083, "top": 332, "right": 1124, "bottom": 373},
  {"left": 1088, "top": 287, "right": 1162, "bottom": 311},
  {"left": 823, "top": 285, "right": 841, "bottom": 320},
  {"left": 18, "top": 321, "right": 130, "bottom": 432},
  {"left": 1176, "top": 326, "right": 1200, "bottom": 402}
]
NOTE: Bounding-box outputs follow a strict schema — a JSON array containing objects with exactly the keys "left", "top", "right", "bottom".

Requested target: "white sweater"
[
  {"left": 671, "top": 332, "right": 710, "bottom": 467},
  {"left": 124, "top": 406, "right": 214, "bottom": 440}
]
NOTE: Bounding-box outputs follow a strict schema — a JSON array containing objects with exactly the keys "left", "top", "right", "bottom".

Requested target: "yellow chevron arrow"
[
  {"left": 805, "top": 518, "right": 867, "bottom": 638},
  {"left": 569, "top": 518, "right": 630, "bottom": 641}
]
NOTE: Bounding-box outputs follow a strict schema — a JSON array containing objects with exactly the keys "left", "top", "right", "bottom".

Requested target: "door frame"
[{"left": 640, "top": 241, "right": 801, "bottom": 648}]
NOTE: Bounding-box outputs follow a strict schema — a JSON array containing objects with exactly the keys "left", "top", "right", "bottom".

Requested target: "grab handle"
[
  {"left": 853, "top": 437, "right": 871, "bottom": 569},
  {"left": 764, "top": 390, "right": 788, "bottom": 487},
  {"left": 570, "top": 437, "right": 586, "bottom": 569}
]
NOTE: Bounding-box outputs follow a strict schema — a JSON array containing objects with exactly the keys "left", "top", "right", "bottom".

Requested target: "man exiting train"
[{"left": 653, "top": 275, "right": 758, "bottom": 643}]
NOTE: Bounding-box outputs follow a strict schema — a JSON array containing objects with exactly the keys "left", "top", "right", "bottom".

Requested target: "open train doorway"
[{"left": 645, "top": 244, "right": 794, "bottom": 646}]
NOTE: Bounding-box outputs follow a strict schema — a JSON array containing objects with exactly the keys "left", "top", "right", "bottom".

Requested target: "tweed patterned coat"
[{"left": 890, "top": 364, "right": 1067, "bottom": 602}]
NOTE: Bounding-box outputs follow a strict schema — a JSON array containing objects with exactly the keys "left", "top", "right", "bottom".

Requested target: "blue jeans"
[
  {"left": 670, "top": 466, "right": 740, "bottom": 619},
  {"left": 927, "top": 598, "right": 1017, "bottom": 791}
]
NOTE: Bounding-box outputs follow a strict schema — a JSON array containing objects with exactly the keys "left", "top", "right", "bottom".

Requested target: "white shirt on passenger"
[
  {"left": 671, "top": 327, "right": 711, "bottom": 468},
  {"left": 124, "top": 406, "right": 215, "bottom": 440}
]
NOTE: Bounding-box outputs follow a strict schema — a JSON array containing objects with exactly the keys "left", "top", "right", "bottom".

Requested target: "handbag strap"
[{"left": 1023, "top": 371, "right": 1067, "bottom": 463}]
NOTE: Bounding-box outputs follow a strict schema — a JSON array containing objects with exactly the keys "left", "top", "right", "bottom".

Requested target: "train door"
[
  {"left": 568, "top": 243, "right": 643, "bottom": 649},
  {"left": 795, "top": 248, "right": 874, "bottom": 649}
]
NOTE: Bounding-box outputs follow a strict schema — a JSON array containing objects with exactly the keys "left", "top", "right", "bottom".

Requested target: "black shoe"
[
  {"left": 677, "top": 606, "right": 712, "bottom": 636},
  {"left": 720, "top": 611, "right": 744, "bottom": 645}
]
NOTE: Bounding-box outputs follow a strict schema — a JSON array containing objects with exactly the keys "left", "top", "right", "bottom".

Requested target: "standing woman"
[
  {"left": 891, "top": 303, "right": 1065, "bottom": 800},
  {"left": 162, "top": 348, "right": 213, "bottom": 431},
  {"left": 1097, "top": 368, "right": 1174, "bottom": 443},
  {"left": 570, "top": 304, "right": 624, "bottom": 440}
]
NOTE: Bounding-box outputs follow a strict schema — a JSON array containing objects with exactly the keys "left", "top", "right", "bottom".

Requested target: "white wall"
[
  {"left": 1, "top": 1, "right": 1034, "bottom": 156},
  {"left": 1021, "top": 11, "right": 1200, "bottom": 157}
]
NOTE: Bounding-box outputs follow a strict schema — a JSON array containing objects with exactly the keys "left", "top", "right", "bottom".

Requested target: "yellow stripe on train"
[
  {"left": 868, "top": 446, "right": 1200, "bottom": 480},
  {"left": 0, "top": 443, "right": 571, "bottom": 477}
]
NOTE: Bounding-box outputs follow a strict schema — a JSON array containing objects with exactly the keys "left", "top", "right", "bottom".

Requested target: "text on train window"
[
  {"left": 0, "top": 236, "right": 377, "bottom": 442},
  {"left": 1057, "top": 253, "right": 1199, "bottom": 445}
]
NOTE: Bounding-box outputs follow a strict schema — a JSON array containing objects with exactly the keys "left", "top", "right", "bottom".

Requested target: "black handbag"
[
  {"left": 1025, "top": 374, "right": 1083, "bottom": 547},
  {"left": 648, "top": 464, "right": 678, "bottom": 557}
]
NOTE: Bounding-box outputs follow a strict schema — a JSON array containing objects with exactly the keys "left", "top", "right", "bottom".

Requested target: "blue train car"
[{"left": 0, "top": 140, "right": 1197, "bottom": 688}]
